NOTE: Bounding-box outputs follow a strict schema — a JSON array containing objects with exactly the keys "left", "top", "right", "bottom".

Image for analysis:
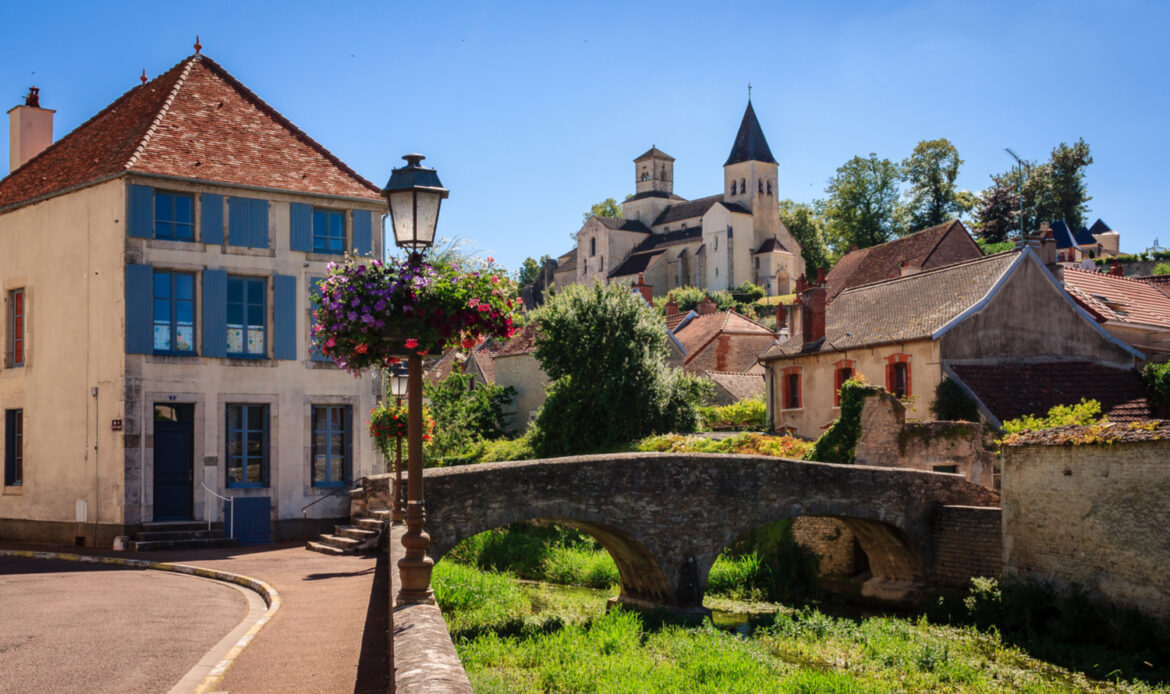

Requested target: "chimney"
[
  {"left": 1109, "top": 260, "right": 1124, "bottom": 277},
  {"left": 8, "top": 87, "right": 54, "bottom": 172},
  {"left": 631, "top": 272, "right": 653, "bottom": 304},
  {"left": 786, "top": 302, "right": 803, "bottom": 342},
  {"left": 1040, "top": 226, "right": 1057, "bottom": 266},
  {"left": 664, "top": 292, "right": 678, "bottom": 317},
  {"left": 775, "top": 301, "right": 786, "bottom": 330},
  {"left": 795, "top": 273, "right": 807, "bottom": 294},
  {"left": 697, "top": 295, "right": 717, "bottom": 315},
  {"left": 815, "top": 267, "right": 825, "bottom": 285},
  {"left": 800, "top": 286, "right": 826, "bottom": 344},
  {"left": 899, "top": 260, "right": 921, "bottom": 277}
]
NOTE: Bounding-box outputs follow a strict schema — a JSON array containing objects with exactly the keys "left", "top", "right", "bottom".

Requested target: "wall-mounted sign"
[{"left": 111, "top": 419, "right": 123, "bottom": 431}]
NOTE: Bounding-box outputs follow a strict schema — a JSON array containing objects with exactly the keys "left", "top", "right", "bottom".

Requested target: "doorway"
[{"left": 153, "top": 403, "right": 194, "bottom": 521}]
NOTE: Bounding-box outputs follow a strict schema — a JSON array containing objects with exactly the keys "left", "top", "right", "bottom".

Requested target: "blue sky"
[{"left": 2, "top": 1, "right": 1166, "bottom": 271}]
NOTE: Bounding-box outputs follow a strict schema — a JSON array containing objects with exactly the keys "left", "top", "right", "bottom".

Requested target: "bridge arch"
[{"left": 420, "top": 453, "right": 999, "bottom": 614}]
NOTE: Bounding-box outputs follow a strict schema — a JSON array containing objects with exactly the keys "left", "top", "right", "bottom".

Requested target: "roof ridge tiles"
[{"left": 125, "top": 55, "right": 197, "bottom": 171}]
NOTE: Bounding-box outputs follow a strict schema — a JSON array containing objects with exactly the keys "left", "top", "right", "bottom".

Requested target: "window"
[
  {"left": 739, "top": 178, "right": 746, "bottom": 194},
  {"left": 730, "top": 181, "right": 736, "bottom": 195},
  {"left": 590, "top": 237, "right": 597, "bottom": 257},
  {"left": 767, "top": 180, "right": 773, "bottom": 195},
  {"left": 885, "top": 353, "right": 911, "bottom": 399},
  {"left": 782, "top": 366, "right": 802, "bottom": 410},
  {"left": 153, "top": 271, "right": 195, "bottom": 354},
  {"left": 227, "top": 277, "right": 266, "bottom": 357},
  {"left": 4, "top": 409, "right": 22, "bottom": 486},
  {"left": 312, "top": 405, "right": 351, "bottom": 487},
  {"left": 933, "top": 464, "right": 958, "bottom": 474},
  {"left": 7, "top": 289, "right": 24, "bottom": 367},
  {"left": 154, "top": 191, "right": 194, "bottom": 241},
  {"left": 833, "top": 360, "right": 855, "bottom": 407},
  {"left": 759, "top": 179, "right": 764, "bottom": 193},
  {"left": 312, "top": 209, "right": 345, "bottom": 254},
  {"left": 226, "top": 403, "right": 268, "bottom": 487}
]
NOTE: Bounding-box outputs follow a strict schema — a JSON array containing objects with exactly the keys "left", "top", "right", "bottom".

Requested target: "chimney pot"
[
  {"left": 8, "top": 89, "right": 54, "bottom": 172},
  {"left": 801, "top": 286, "right": 827, "bottom": 343},
  {"left": 631, "top": 272, "right": 653, "bottom": 304},
  {"left": 665, "top": 292, "right": 678, "bottom": 317},
  {"left": 815, "top": 267, "right": 825, "bottom": 284}
]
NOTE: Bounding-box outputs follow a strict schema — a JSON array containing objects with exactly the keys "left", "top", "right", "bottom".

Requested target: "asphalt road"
[{"left": 0, "top": 556, "right": 246, "bottom": 694}]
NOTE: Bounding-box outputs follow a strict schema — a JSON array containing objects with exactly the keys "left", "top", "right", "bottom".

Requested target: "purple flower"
[
  {"left": 348, "top": 312, "right": 358, "bottom": 321},
  {"left": 351, "top": 298, "right": 360, "bottom": 307}
]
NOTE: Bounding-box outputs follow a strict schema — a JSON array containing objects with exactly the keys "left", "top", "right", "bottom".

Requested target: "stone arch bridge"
[{"left": 406, "top": 453, "right": 1000, "bottom": 614}]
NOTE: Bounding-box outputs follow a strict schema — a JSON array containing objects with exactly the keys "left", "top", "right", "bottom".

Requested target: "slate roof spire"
[{"left": 724, "top": 99, "right": 776, "bottom": 166}]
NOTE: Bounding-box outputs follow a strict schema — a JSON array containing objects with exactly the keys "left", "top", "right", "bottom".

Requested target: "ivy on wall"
[{"left": 803, "top": 379, "right": 883, "bottom": 464}]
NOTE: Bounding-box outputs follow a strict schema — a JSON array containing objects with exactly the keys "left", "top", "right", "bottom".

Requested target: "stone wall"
[
  {"left": 931, "top": 505, "right": 1002, "bottom": 588},
  {"left": 854, "top": 391, "right": 996, "bottom": 488},
  {"left": 1002, "top": 429, "right": 1170, "bottom": 620},
  {"left": 792, "top": 517, "right": 859, "bottom": 576}
]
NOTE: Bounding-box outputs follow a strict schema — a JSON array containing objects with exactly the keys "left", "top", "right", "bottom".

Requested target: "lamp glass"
[
  {"left": 389, "top": 368, "right": 408, "bottom": 398},
  {"left": 389, "top": 190, "right": 418, "bottom": 248}
]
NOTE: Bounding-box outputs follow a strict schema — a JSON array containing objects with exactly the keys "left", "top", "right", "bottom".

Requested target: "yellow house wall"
[
  {"left": 493, "top": 353, "right": 548, "bottom": 434},
  {"left": 0, "top": 179, "right": 128, "bottom": 544},
  {"left": 767, "top": 339, "right": 940, "bottom": 440}
]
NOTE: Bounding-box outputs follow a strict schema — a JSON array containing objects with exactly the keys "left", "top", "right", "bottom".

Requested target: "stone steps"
[
  {"left": 304, "top": 507, "right": 390, "bottom": 556},
  {"left": 129, "top": 521, "right": 237, "bottom": 551}
]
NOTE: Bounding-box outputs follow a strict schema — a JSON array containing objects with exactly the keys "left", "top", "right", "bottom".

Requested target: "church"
[{"left": 553, "top": 101, "right": 804, "bottom": 298}]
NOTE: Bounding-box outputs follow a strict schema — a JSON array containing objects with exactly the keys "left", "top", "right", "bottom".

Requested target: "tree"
[
  {"left": 518, "top": 255, "right": 549, "bottom": 286},
  {"left": 974, "top": 178, "right": 1017, "bottom": 244},
  {"left": 530, "top": 282, "right": 710, "bottom": 456},
  {"left": 778, "top": 199, "right": 830, "bottom": 271},
  {"left": 424, "top": 371, "right": 516, "bottom": 458},
  {"left": 822, "top": 153, "right": 903, "bottom": 254},
  {"left": 900, "top": 138, "right": 964, "bottom": 231},
  {"left": 581, "top": 197, "right": 623, "bottom": 225},
  {"left": 1048, "top": 138, "right": 1093, "bottom": 229}
]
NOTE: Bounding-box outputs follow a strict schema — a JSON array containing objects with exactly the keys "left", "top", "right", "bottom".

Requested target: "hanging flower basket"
[
  {"left": 368, "top": 401, "right": 435, "bottom": 459},
  {"left": 312, "top": 253, "right": 518, "bottom": 373}
]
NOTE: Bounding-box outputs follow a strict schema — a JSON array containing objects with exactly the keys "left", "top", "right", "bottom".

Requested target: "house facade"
[
  {"left": 553, "top": 101, "right": 804, "bottom": 298},
  {"left": 0, "top": 54, "right": 385, "bottom": 546},
  {"left": 761, "top": 249, "right": 1144, "bottom": 439}
]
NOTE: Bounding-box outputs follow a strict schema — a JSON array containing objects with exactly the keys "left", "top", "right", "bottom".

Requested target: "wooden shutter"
[
  {"left": 273, "top": 274, "right": 297, "bottom": 360},
  {"left": 124, "top": 264, "right": 153, "bottom": 354},
  {"left": 201, "top": 269, "right": 228, "bottom": 358},
  {"left": 127, "top": 185, "right": 154, "bottom": 238},
  {"left": 201, "top": 193, "right": 224, "bottom": 244},
  {"left": 290, "top": 203, "right": 312, "bottom": 252},
  {"left": 228, "top": 197, "right": 249, "bottom": 247},
  {"left": 250, "top": 199, "right": 269, "bottom": 249},
  {"left": 352, "top": 209, "right": 372, "bottom": 256}
]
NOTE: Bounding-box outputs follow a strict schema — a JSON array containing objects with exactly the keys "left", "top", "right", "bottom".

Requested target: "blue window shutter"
[
  {"left": 290, "top": 203, "right": 312, "bottom": 252},
  {"left": 228, "top": 197, "right": 249, "bottom": 247},
  {"left": 128, "top": 185, "right": 154, "bottom": 238},
  {"left": 273, "top": 274, "right": 297, "bottom": 360},
  {"left": 201, "top": 194, "right": 224, "bottom": 245},
  {"left": 250, "top": 199, "right": 269, "bottom": 249},
  {"left": 352, "top": 209, "right": 372, "bottom": 256},
  {"left": 202, "top": 269, "right": 228, "bottom": 358},
  {"left": 125, "top": 264, "right": 153, "bottom": 354}
]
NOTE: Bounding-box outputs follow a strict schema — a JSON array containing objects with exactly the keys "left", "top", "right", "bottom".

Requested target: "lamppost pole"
[{"left": 392, "top": 391, "right": 404, "bottom": 524}]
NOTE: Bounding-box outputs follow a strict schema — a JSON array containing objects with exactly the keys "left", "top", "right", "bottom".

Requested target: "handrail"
[
  {"left": 200, "top": 480, "right": 234, "bottom": 540},
  {"left": 301, "top": 477, "right": 365, "bottom": 540}
]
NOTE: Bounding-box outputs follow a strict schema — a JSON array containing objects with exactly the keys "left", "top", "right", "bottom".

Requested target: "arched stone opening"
[{"left": 776, "top": 269, "right": 791, "bottom": 295}]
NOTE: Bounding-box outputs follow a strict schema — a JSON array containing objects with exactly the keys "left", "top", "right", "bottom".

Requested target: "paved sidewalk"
[{"left": 0, "top": 542, "right": 388, "bottom": 694}]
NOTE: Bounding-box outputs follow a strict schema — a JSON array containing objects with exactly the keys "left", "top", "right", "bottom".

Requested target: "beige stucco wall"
[
  {"left": 767, "top": 338, "right": 940, "bottom": 440},
  {"left": 1002, "top": 440, "right": 1170, "bottom": 620},
  {"left": 0, "top": 179, "right": 128, "bottom": 544},
  {"left": 493, "top": 352, "right": 549, "bottom": 434}
]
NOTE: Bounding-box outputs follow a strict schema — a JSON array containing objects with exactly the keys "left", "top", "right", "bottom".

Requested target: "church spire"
[{"left": 724, "top": 100, "right": 775, "bottom": 166}]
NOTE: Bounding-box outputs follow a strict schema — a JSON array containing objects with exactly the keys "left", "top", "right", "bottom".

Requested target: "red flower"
[
  {"left": 405, "top": 338, "right": 419, "bottom": 349},
  {"left": 355, "top": 343, "right": 369, "bottom": 354}
]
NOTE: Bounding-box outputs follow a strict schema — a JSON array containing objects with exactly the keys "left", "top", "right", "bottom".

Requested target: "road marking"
[{"left": 0, "top": 549, "right": 282, "bottom": 694}]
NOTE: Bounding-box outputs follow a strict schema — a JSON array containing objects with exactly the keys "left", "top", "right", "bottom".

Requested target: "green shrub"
[
  {"left": 1143, "top": 362, "right": 1170, "bottom": 406},
  {"left": 424, "top": 370, "right": 515, "bottom": 459},
  {"left": 1153, "top": 262, "right": 1170, "bottom": 276},
  {"left": 698, "top": 396, "right": 767, "bottom": 430},
  {"left": 930, "top": 378, "right": 980, "bottom": 422},
  {"left": 804, "top": 379, "right": 882, "bottom": 464},
  {"left": 542, "top": 545, "right": 619, "bottom": 589},
  {"left": 636, "top": 432, "right": 811, "bottom": 459},
  {"left": 1000, "top": 398, "right": 1103, "bottom": 436}
]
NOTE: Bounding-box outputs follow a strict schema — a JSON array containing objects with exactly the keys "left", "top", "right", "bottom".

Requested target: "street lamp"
[
  {"left": 383, "top": 153, "right": 448, "bottom": 605},
  {"left": 387, "top": 364, "right": 409, "bottom": 524}
]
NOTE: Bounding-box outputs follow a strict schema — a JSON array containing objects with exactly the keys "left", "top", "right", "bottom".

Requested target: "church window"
[
  {"left": 767, "top": 180, "right": 773, "bottom": 195},
  {"left": 730, "top": 181, "right": 736, "bottom": 196},
  {"left": 590, "top": 237, "right": 596, "bottom": 257},
  {"left": 759, "top": 179, "right": 764, "bottom": 193},
  {"left": 641, "top": 167, "right": 648, "bottom": 181},
  {"left": 739, "top": 179, "right": 746, "bottom": 194}
]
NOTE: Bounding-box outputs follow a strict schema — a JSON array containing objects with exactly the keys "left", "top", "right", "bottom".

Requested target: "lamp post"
[
  {"left": 387, "top": 364, "right": 408, "bottom": 524},
  {"left": 382, "top": 153, "right": 448, "bottom": 605}
]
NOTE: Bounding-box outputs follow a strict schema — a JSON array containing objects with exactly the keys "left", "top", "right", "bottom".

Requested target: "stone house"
[
  {"left": 552, "top": 101, "right": 803, "bottom": 298},
  {"left": 760, "top": 248, "right": 1145, "bottom": 439},
  {"left": 0, "top": 53, "right": 384, "bottom": 546}
]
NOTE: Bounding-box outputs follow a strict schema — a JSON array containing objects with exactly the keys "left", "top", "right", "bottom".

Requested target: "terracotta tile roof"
[
  {"left": 949, "top": 361, "right": 1157, "bottom": 425},
  {"left": 424, "top": 349, "right": 463, "bottom": 388},
  {"left": 704, "top": 369, "right": 765, "bottom": 403},
  {"left": 0, "top": 54, "right": 380, "bottom": 211},
  {"left": 1063, "top": 267, "right": 1170, "bottom": 329},
  {"left": 676, "top": 311, "right": 776, "bottom": 371},
  {"left": 1134, "top": 275, "right": 1170, "bottom": 298},
  {"left": 468, "top": 338, "right": 505, "bottom": 384},
  {"left": 762, "top": 251, "right": 1021, "bottom": 359},
  {"left": 634, "top": 146, "right": 674, "bottom": 162},
  {"left": 496, "top": 322, "right": 539, "bottom": 357},
  {"left": 1002, "top": 419, "right": 1170, "bottom": 447},
  {"left": 823, "top": 220, "right": 982, "bottom": 302},
  {"left": 665, "top": 309, "right": 696, "bottom": 332}
]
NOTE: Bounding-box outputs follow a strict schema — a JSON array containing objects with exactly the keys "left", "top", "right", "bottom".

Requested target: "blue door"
[{"left": 154, "top": 404, "right": 194, "bottom": 521}]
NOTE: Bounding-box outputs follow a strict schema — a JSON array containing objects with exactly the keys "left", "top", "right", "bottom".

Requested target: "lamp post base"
[{"left": 397, "top": 500, "right": 434, "bottom": 605}]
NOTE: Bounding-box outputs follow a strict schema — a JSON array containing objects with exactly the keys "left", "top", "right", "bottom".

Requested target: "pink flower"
[
  {"left": 356, "top": 343, "right": 369, "bottom": 354},
  {"left": 325, "top": 337, "right": 336, "bottom": 348},
  {"left": 405, "top": 338, "right": 419, "bottom": 349}
]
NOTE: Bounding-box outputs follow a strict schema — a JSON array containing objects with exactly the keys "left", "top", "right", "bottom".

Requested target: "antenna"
[{"left": 1005, "top": 148, "right": 1030, "bottom": 238}]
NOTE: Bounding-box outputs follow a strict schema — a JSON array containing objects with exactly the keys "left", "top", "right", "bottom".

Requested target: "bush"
[
  {"left": 1143, "top": 362, "right": 1170, "bottom": 406},
  {"left": 1153, "top": 262, "right": 1170, "bottom": 276},
  {"left": 424, "top": 370, "right": 515, "bottom": 459},
  {"left": 698, "top": 396, "right": 767, "bottom": 430},
  {"left": 636, "top": 432, "right": 811, "bottom": 459},
  {"left": 930, "top": 378, "right": 980, "bottom": 422},
  {"left": 999, "top": 398, "right": 1103, "bottom": 436}
]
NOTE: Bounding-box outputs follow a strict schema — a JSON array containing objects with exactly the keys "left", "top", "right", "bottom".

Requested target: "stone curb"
[{"left": 0, "top": 549, "right": 282, "bottom": 694}]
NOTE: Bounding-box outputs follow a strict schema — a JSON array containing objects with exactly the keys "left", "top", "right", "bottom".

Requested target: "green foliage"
[
  {"left": 778, "top": 199, "right": 830, "bottom": 272},
  {"left": 900, "top": 138, "right": 965, "bottom": 231},
  {"left": 930, "top": 378, "right": 981, "bottom": 422},
  {"left": 730, "top": 281, "right": 765, "bottom": 304},
  {"left": 989, "top": 139, "right": 1094, "bottom": 236},
  {"left": 976, "top": 237, "right": 1016, "bottom": 255},
  {"left": 1153, "top": 262, "right": 1170, "bottom": 276},
  {"left": 1143, "top": 362, "right": 1170, "bottom": 405},
  {"left": 581, "top": 197, "right": 623, "bottom": 225},
  {"left": 823, "top": 153, "right": 904, "bottom": 254},
  {"left": 804, "top": 380, "right": 882, "bottom": 464},
  {"left": 517, "top": 255, "right": 549, "bottom": 286},
  {"left": 636, "top": 432, "right": 812, "bottom": 459},
  {"left": 433, "top": 560, "right": 532, "bottom": 639},
  {"left": 698, "top": 397, "right": 767, "bottom": 430},
  {"left": 712, "top": 520, "right": 822, "bottom": 603},
  {"left": 530, "top": 282, "right": 710, "bottom": 456},
  {"left": 1000, "top": 398, "right": 1103, "bottom": 436},
  {"left": 447, "top": 522, "right": 607, "bottom": 581},
  {"left": 435, "top": 430, "right": 536, "bottom": 467},
  {"left": 975, "top": 178, "right": 1019, "bottom": 244},
  {"left": 424, "top": 370, "right": 515, "bottom": 459}
]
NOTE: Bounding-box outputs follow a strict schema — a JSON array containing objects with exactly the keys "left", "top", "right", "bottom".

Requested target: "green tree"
[
  {"left": 900, "top": 138, "right": 964, "bottom": 231},
  {"left": 424, "top": 370, "right": 516, "bottom": 458},
  {"left": 975, "top": 178, "right": 1018, "bottom": 243},
  {"left": 518, "top": 255, "right": 550, "bottom": 286},
  {"left": 778, "top": 199, "right": 830, "bottom": 271},
  {"left": 1048, "top": 138, "right": 1093, "bottom": 228},
  {"left": 530, "top": 283, "right": 710, "bottom": 456},
  {"left": 582, "top": 197, "right": 623, "bottom": 225},
  {"left": 822, "top": 153, "right": 903, "bottom": 254}
]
